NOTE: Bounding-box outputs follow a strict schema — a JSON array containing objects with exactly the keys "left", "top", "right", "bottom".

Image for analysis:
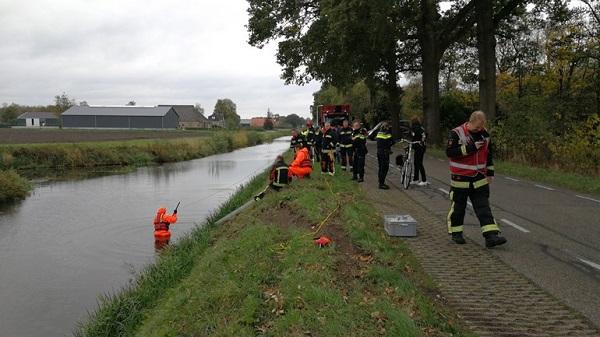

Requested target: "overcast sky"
[{"left": 0, "top": 0, "right": 320, "bottom": 118}]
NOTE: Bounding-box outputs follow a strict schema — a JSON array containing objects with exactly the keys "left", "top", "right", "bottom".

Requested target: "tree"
[
  {"left": 126, "top": 101, "right": 136, "bottom": 106},
  {"left": 79, "top": 101, "right": 89, "bottom": 107},
  {"left": 0, "top": 103, "right": 20, "bottom": 124},
  {"left": 264, "top": 117, "right": 274, "bottom": 130},
  {"left": 282, "top": 114, "right": 304, "bottom": 128},
  {"left": 213, "top": 98, "right": 240, "bottom": 129},
  {"left": 194, "top": 103, "right": 205, "bottom": 116},
  {"left": 54, "top": 92, "right": 75, "bottom": 114}
]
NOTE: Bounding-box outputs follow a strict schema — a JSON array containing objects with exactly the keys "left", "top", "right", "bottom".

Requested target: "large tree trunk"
[
  {"left": 385, "top": 64, "right": 402, "bottom": 139},
  {"left": 477, "top": 0, "right": 497, "bottom": 122},
  {"left": 420, "top": 0, "right": 442, "bottom": 144}
]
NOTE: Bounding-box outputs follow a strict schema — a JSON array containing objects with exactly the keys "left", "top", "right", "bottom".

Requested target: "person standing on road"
[
  {"left": 338, "top": 119, "right": 354, "bottom": 171},
  {"left": 410, "top": 117, "right": 429, "bottom": 186},
  {"left": 446, "top": 111, "right": 507, "bottom": 248},
  {"left": 375, "top": 122, "right": 394, "bottom": 189},
  {"left": 321, "top": 122, "right": 336, "bottom": 175},
  {"left": 351, "top": 121, "right": 368, "bottom": 182}
]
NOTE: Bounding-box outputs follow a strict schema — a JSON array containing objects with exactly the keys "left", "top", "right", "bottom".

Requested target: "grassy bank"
[
  {"left": 0, "top": 170, "right": 31, "bottom": 203},
  {"left": 79, "top": 157, "right": 473, "bottom": 337},
  {"left": 427, "top": 147, "right": 600, "bottom": 196},
  {"left": 0, "top": 130, "right": 287, "bottom": 202}
]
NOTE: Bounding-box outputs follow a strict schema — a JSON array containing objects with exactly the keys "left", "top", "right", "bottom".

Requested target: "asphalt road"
[{"left": 365, "top": 143, "right": 600, "bottom": 328}]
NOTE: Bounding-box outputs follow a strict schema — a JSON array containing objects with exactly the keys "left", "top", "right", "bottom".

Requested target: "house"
[
  {"left": 240, "top": 119, "right": 251, "bottom": 127},
  {"left": 158, "top": 105, "right": 210, "bottom": 129},
  {"left": 250, "top": 117, "right": 267, "bottom": 128},
  {"left": 207, "top": 113, "right": 225, "bottom": 128},
  {"left": 16, "top": 112, "right": 59, "bottom": 127},
  {"left": 61, "top": 106, "right": 179, "bottom": 129}
]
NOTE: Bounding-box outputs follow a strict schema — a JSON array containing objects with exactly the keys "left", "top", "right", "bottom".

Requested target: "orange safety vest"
[
  {"left": 154, "top": 208, "right": 176, "bottom": 232},
  {"left": 449, "top": 123, "right": 489, "bottom": 177}
]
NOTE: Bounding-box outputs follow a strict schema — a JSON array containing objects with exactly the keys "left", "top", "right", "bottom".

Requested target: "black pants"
[
  {"left": 340, "top": 146, "right": 353, "bottom": 170},
  {"left": 413, "top": 145, "right": 427, "bottom": 182},
  {"left": 377, "top": 151, "right": 390, "bottom": 185},
  {"left": 447, "top": 182, "right": 499, "bottom": 236},
  {"left": 321, "top": 150, "right": 335, "bottom": 173},
  {"left": 353, "top": 153, "right": 365, "bottom": 179},
  {"left": 314, "top": 145, "right": 321, "bottom": 162}
]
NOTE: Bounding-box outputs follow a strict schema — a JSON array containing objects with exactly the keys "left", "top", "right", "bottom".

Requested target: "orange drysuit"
[
  {"left": 288, "top": 147, "right": 313, "bottom": 178},
  {"left": 153, "top": 207, "right": 178, "bottom": 238}
]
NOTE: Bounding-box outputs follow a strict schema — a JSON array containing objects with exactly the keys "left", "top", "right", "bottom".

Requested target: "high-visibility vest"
[{"left": 449, "top": 123, "right": 489, "bottom": 177}]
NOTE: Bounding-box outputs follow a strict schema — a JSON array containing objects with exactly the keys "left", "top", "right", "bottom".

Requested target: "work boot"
[
  {"left": 358, "top": 177, "right": 364, "bottom": 183},
  {"left": 451, "top": 232, "right": 466, "bottom": 244},
  {"left": 351, "top": 176, "right": 357, "bottom": 181},
  {"left": 485, "top": 233, "right": 507, "bottom": 248},
  {"left": 379, "top": 184, "right": 389, "bottom": 190}
]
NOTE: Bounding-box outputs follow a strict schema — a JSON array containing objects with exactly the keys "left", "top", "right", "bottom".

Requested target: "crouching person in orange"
[
  {"left": 153, "top": 207, "right": 178, "bottom": 250},
  {"left": 288, "top": 141, "right": 313, "bottom": 179}
]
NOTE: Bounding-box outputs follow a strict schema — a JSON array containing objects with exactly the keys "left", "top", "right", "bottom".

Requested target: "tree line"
[{"left": 246, "top": 0, "right": 599, "bottom": 174}]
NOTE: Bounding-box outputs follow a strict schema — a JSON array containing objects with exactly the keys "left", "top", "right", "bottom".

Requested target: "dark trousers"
[
  {"left": 413, "top": 145, "right": 427, "bottom": 182},
  {"left": 314, "top": 145, "right": 321, "bottom": 162},
  {"left": 353, "top": 154, "right": 365, "bottom": 179},
  {"left": 377, "top": 151, "right": 390, "bottom": 185},
  {"left": 340, "top": 147, "right": 353, "bottom": 170},
  {"left": 447, "top": 182, "right": 499, "bottom": 236},
  {"left": 321, "top": 150, "right": 335, "bottom": 173}
]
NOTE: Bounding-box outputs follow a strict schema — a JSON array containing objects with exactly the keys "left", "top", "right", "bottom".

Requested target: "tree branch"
[{"left": 493, "top": 0, "right": 525, "bottom": 27}]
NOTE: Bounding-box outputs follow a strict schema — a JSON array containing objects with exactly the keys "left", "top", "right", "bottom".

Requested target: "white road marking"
[
  {"left": 438, "top": 188, "right": 450, "bottom": 195},
  {"left": 467, "top": 201, "right": 473, "bottom": 207},
  {"left": 577, "top": 257, "right": 600, "bottom": 272},
  {"left": 500, "top": 218, "right": 530, "bottom": 233},
  {"left": 575, "top": 195, "right": 600, "bottom": 204},
  {"left": 535, "top": 184, "right": 555, "bottom": 191},
  {"left": 505, "top": 176, "right": 520, "bottom": 182}
]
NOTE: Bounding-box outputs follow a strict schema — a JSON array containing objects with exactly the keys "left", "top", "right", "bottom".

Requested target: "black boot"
[
  {"left": 358, "top": 177, "right": 364, "bottom": 183},
  {"left": 451, "top": 232, "right": 466, "bottom": 244},
  {"left": 379, "top": 184, "right": 390, "bottom": 190},
  {"left": 485, "top": 233, "right": 507, "bottom": 248},
  {"left": 351, "top": 176, "right": 357, "bottom": 181}
]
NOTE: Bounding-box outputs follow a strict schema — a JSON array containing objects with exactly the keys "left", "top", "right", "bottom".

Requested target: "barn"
[
  {"left": 61, "top": 106, "right": 180, "bottom": 129},
  {"left": 158, "top": 105, "right": 210, "bottom": 129},
  {"left": 16, "top": 112, "right": 60, "bottom": 127}
]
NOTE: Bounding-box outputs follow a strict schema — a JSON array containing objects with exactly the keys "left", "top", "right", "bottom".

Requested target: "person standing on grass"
[
  {"left": 410, "top": 117, "right": 429, "bottom": 186},
  {"left": 338, "top": 119, "right": 354, "bottom": 171},
  {"left": 314, "top": 123, "right": 323, "bottom": 162},
  {"left": 351, "top": 121, "right": 368, "bottom": 182},
  {"left": 321, "top": 122, "right": 336, "bottom": 175},
  {"left": 290, "top": 128, "right": 305, "bottom": 154},
  {"left": 374, "top": 122, "right": 394, "bottom": 189},
  {"left": 446, "top": 111, "right": 507, "bottom": 248}
]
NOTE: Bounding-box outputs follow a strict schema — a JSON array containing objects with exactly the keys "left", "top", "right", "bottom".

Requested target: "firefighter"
[
  {"left": 314, "top": 124, "right": 323, "bottom": 162},
  {"left": 288, "top": 140, "right": 313, "bottom": 179},
  {"left": 269, "top": 155, "right": 289, "bottom": 190},
  {"left": 321, "top": 122, "right": 336, "bottom": 175},
  {"left": 338, "top": 119, "right": 354, "bottom": 171},
  {"left": 302, "top": 120, "right": 317, "bottom": 160},
  {"left": 351, "top": 121, "right": 368, "bottom": 182},
  {"left": 375, "top": 122, "right": 394, "bottom": 189},
  {"left": 290, "top": 128, "right": 305, "bottom": 153},
  {"left": 410, "top": 117, "right": 429, "bottom": 186},
  {"left": 446, "top": 111, "right": 507, "bottom": 248}
]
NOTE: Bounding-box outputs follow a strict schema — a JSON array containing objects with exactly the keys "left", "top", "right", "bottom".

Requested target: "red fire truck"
[{"left": 316, "top": 104, "right": 350, "bottom": 127}]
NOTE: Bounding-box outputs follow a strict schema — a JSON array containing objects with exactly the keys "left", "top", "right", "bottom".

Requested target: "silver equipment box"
[{"left": 384, "top": 214, "right": 417, "bottom": 237}]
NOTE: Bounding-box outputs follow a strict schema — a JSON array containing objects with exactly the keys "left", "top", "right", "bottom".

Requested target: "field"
[{"left": 0, "top": 128, "right": 213, "bottom": 144}]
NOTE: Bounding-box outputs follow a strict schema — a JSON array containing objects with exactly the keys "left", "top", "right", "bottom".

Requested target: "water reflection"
[{"left": 0, "top": 138, "right": 290, "bottom": 337}]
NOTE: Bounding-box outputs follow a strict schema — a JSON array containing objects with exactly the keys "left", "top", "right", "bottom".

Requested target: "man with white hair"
[{"left": 446, "top": 111, "right": 507, "bottom": 248}]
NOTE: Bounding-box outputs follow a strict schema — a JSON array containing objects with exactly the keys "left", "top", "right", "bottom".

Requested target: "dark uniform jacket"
[
  {"left": 375, "top": 128, "right": 394, "bottom": 154},
  {"left": 322, "top": 127, "right": 337, "bottom": 150},
  {"left": 302, "top": 127, "right": 316, "bottom": 146},
  {"left": 338, "top": 127, "right": 353, "bottom": 148},
  {"left": 290, "top": 134, "right": 305, "bottom": 149},
  {"left": 446, "top": 128, "right": 495, "bottom": 182},
  {"left": 352, "top": 128, "right": 368, "bottom": 156}
]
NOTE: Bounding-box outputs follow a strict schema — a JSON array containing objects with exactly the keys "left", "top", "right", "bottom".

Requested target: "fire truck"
[{"left": 316, "top": 104, "right": 350, "bottom": 127}]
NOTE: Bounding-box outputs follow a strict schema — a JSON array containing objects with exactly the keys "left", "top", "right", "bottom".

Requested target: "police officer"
[
  {"left": 351, "top": 121, "right": 368, "bottom": 182},
  {"left": 338, "top": 119, "right": 354, "bottom": 171},
  {"left": 446, "top": 111, "right": 507, "bottom": 248},
  {"left": 321, "top": 122, "right": 336, "bottom": 175},
  {"left": 375, "top": 122, "right": 394, "bottom": 189}
]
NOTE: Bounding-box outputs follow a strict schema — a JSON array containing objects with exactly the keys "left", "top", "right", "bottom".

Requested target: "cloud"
[{"left": 0, "top": 0, "right": 320, "bottom": 117}]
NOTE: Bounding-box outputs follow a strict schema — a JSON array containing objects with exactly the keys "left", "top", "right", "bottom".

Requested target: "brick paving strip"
[{"left": 359, "top": 163, "right": 600, "bottom": 337}]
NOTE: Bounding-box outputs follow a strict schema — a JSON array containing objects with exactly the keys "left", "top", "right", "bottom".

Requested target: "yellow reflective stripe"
[
  {"left": 449, "top": 225, "right": 464, "bottom": 233},
  {"left": 487, "top": 165, "right": 495, "bottom": 170},
  {"left": 340, "top": 144, "right": 353, "bottom": 148},
  {"left": 460, "top": 144, "right": 467, "bottom": 155},
  {"left": 473, "top": 178, "right": 488, "bottom": 189},
  {"left": 450, "top": 180, "right": 470, "bottom": 188},
  {"left": 481, "top": 224, "right": 500, "bottom": 233},
  {"left": 447, "top": 201, "right": 455, "bottom": 233},
  {"left": 376, "top": 133, "right": 392, "bottom": 139}
]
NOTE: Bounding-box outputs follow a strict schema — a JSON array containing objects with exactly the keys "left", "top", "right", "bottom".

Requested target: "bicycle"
[{"left": 397, "top": 139, "right": 420, "bottom": 189}]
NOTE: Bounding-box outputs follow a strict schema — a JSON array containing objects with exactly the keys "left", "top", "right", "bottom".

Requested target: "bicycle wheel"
[{"left": 403, "top": 160, "right": 413, "bottom": 189}]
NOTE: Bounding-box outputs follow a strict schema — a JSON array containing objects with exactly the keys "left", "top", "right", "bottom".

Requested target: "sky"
[{"left": 0, "top": 0, "right": 321, "bottom": 118}]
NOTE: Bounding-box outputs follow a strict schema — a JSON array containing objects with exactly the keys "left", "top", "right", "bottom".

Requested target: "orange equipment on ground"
[
  {"left": 288, "top": 147, "right": 313, "bottom": 178},
  {"left": 314, "top": 236, "right": 331, "bottom": 248},
  {"left": 153, "top": 207, "right": 178, "bottom": 239}
]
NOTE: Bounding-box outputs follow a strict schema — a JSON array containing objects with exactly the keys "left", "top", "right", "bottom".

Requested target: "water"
[{"left": 0, "top": 138, "right": 290, "bottom": 337}]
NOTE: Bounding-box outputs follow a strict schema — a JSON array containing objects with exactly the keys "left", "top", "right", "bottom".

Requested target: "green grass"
[
  {"left": 0, "top": 170, "right": 31, "bottom": 202},
  {"left": 105, "top": 159, "right": 475, "bottom": 337},
  {"left": 427, "top": 147, "right": 600, "bottom": 196}
]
